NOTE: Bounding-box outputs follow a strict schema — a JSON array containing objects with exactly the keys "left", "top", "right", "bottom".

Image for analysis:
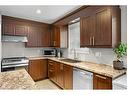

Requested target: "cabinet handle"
[
  {"left": 49, "top": 63, "right": 53, "bottom": 66},
  {"left": 93, "top": 36, "right": 95, "bottom": 46},
  {"left": 90, "top": 37, "right": 92, "bottom": 45},
  {"left": 49, "top": 70, "right": 53, "bottom": 72},
  {"left": 95, "top": 75, "right": 107, "bottom": 80},
  {"left": 54, "top": 41, "right": 56, "bottom": 46},
  {"left": 60, "top": 64, "right": 63, "bottom": 70}
]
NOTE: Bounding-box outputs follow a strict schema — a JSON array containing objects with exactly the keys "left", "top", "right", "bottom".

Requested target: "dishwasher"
[{"left": 73, "top": 67, "right": 93, "bottom": 90}]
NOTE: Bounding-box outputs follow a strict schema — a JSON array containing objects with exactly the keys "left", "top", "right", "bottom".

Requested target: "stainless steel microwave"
[{"left": 42, "top": 49, "right": 56, "bottom": 57}]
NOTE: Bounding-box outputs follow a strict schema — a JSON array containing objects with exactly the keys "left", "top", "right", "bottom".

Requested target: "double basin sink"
[{"left": 59, "top": 58, "right": 82, "bottom": 63}]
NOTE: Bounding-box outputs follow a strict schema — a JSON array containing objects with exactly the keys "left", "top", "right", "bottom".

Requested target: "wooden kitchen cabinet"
[
  {"left": 15, "top": 24, "right": 28, "bottom": 36},
  {"left": 64, "top": 64, "right": 73, "bottom": 89},
  {"left": 51, "top": 26, "right": 60, "bottom": 47},
  {"left": 57, "top": 63, "right": 64, "bottom": 88},
  {"left": 48, "top": 60, "right": 73, "bottom": 89},
  {"left": 95, "top": 8, "right": 112, "bottom": 46},
  {"left": 26, "top": 25, "right": 51, "bottom": 47},
  {"left": 2, "top": 15, "right": 51, "bottom": 47},
  {"left": 80, "top": 6, "right": 121, "bottom": 48},
  {"left": 25, "top": 22, "right": 51, "bottom": 47},
  {"left": 48, "top": 60, "right": 57, "bottom": 83},
  {"left": 2, "top": 15, "right": 27, "bottom": 36},
  {"left": 48, "top": 60, "right": 64, "bottom": 87},
  {"left": 80, "top": 15, "right": 95, "bottom": 47},
  {"left": 93, "top": 73, "right": 112, "bottom": 89},
  {"left": 51, "top": 25, "right": 68, "bottom": 48},
  {"left": 2, "top": 23, "right": 15, "bottom": 35},
  {"left": 28, "top": 59, "right": 48, "bottom": 81}
]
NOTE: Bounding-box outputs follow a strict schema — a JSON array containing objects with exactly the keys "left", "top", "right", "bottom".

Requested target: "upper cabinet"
[
  {"left": 80, "top": 15, "right": 95, "bottom": 47},
  {"left": 2, "top": 16, "right": 27, "bottom": 36},
  {"left": 51, "top": 25, "right": 68, "bottom": 48},
  {"left": 2, "top": 15, "right": 51, "bottom": 47},
  {"left": 26, "top": 24, "right": 51, "bottom": 47},
  {"left": 80, "top": 6, "right": 121, "bottom": 48}
]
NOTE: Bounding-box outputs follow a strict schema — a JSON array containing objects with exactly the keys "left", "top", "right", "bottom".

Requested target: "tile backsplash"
[
  {"left": 61, "top": 48, "right": 115, "bottom": 66},
  {"left": 2, "top": 42, "right": 46, "bottom": 58}
]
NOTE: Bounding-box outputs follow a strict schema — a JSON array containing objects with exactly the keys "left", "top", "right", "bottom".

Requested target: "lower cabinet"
[
  {"left": 48, "top": 60, "right": 73, "bottom": 89},
  {"left": 64, "top": 64, "right": 73, "bottom": 89},
  {"left": 93, "top": 73, "right": 112, "bottom": 89},
  {"left": 28, "top": 59, "right": 48, "bottom": 81}
]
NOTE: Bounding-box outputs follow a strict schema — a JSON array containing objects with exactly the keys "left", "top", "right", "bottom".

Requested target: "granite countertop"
[
  {"left": 29, "top": 56, "right": 126, "bottom": 79},
  {"left": 0, "top": 69, "right": 37, "bottom": 89}
]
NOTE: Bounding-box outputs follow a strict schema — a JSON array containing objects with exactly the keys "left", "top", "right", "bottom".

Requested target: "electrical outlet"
[{"left": 95, "top": 52, "right": 101, "bottom": 57}]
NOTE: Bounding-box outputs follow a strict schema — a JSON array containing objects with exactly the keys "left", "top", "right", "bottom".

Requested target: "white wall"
[{"left": 120, "top": 6, "right": 127, "bottom": 43}]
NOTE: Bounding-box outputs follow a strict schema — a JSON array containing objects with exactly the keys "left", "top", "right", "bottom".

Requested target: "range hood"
[{"left": 2, "top": 35, "right": 28, "bottom": 42}]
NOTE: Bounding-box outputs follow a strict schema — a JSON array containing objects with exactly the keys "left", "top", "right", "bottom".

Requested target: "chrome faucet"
[{"left": 73, "top": 48, "right": 78, "bottom": 60}]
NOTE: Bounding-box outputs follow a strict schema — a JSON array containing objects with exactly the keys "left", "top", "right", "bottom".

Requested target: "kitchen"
[{"left": 0, "top": 5, "right": 127, "bottom": 90}]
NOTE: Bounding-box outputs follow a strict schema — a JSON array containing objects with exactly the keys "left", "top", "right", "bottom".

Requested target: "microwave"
[{"left": 42, "top": 49, "right": 56, "bottom": 57}]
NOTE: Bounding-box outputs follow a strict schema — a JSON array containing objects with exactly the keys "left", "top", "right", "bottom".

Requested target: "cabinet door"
[
  {"left": 41, "top": 26, "right": 51, "bottom": 47},
  {"left": 28, "top": 59, "right": 48, "bottom": 81},
  {"left": 26, "top": 26, "right": 43, "bottom": 47},
  {"left": 80, "top": 16, "right": 95, "bottom": 47},
  {"left": 53, "top": 26, "right": 60, "bottom": 47},
  {"left": 64, "top": 64, "right": 73, "bottom": 89},
  {"left": 26, "top": 25, "right": 51, "bottom": 47},
  {"left": 95, "top": 9, "right": 112, "bottom": 46},
  {"left": 93, "top": 73, "right": 112, "bottom": 89},
  {"left": 57, "top": 63, "right": 64, "bottom": 88},
  {"left": 48, "top": 60, "right": 57, "bottom": 82},
  {"left": 2, "top": 23, "right": 15, "bottom": 35},
  {"left": 15, "top": 24, "right": 27, "bottom": 36}
]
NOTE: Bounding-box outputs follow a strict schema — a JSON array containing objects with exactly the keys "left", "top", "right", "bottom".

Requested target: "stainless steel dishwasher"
[{"left": 73, "top": 67, "right": 93, "bottom": 90}]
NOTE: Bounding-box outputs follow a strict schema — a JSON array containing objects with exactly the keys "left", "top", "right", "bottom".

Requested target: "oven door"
[{"left": 2, "top": 64, "right": 28, "bottom": 72}]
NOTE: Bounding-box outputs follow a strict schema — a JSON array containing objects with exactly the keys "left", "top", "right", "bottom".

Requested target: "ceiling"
[{"left": 0, "top": 5, "right": 81, "bottom": 24}]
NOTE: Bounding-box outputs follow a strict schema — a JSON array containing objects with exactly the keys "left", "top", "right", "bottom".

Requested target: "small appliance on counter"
[
  {"left": 56, "top": 49, "right": 62, "bottom": 58},
  {"left": 1, "top": 57, "right": 29, "bottom": 72},
  {"left": 42, "top": 49, "right": 56, "bottom": 57}
]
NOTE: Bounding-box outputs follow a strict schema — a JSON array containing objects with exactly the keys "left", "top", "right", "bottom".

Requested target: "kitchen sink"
[{"left": 59, "top": 58, "right": 82, "bottom": 63}]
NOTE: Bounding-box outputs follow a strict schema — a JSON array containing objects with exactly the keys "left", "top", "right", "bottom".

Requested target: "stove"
[{"left": 1, "top": 57, "right": 29, "bottom": 71}]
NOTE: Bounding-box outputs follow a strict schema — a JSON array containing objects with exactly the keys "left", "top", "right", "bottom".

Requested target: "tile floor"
[{"left": 35, "top": 79, "right": 61, "bottom": 90}]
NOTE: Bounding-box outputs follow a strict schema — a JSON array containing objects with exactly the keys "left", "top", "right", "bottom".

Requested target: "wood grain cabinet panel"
[
  {"left": 25, "top": 25, "right": 51, "bottom": 47},
  {"left": 48, "top": 60, "right": 57, "bottom": 83},
  {"left": 15, "top": 25, "right": 28, "bottom": 36},
  {"left": 95, "top": 9, "right": 112, "bottom": 46},
  {"left": 63, "top": 64, "right": 73, "bottom": 89},
  {"left": 2, "top": 23, "right": 15, "bottom": 35},
  {"left": 80, "top": 6, "right": 121, "bottom": 48},
  {"left": 2, "top": 15, "right": 51, "bottom": 47},
  {"left": 93, "top": 73, "right": 112, "bottom": 89},
  {"left": 28, "top": 59, "right": 48, "bottom": 81},
  {"left": 56, "top": 63, "right": 64, "bottom": 88},
  {"left": 80, "top": 15, "right": 95, "bottom": 47},
  {"left": 2, "top": 16, "right": 28, "bottom": 36},
  {"left": 51, "top": 25, "right": 68, "bottom": 48},
  {"left": 48, "top": 60, "right": 73, "bottom": 89}
]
